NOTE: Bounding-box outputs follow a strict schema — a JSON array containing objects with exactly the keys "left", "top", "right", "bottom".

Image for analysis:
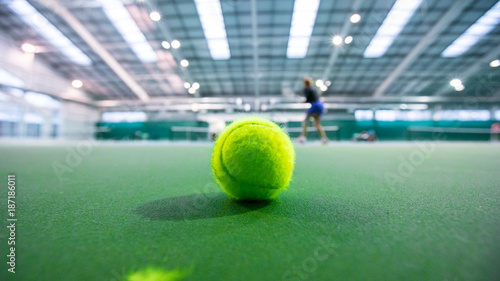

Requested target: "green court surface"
[{"left": 1, "top": 143, "right": 499, "bottom": 281}]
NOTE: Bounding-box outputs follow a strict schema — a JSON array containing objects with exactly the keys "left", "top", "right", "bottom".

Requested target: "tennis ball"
[{"left": 211, "top": 117, "right": 295, "bottom": 200}]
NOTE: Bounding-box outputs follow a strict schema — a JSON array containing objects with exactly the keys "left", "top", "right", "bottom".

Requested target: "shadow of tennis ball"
[{"left": 135, "top": 192, "right": 273, "bottom": 221}]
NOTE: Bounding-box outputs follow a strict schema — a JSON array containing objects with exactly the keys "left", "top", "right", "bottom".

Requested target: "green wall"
[
  {"left": 286, "top": 119, "right": 496, "bottom": 141},
  {"left": 96, "top": 120, "right": 497, "bottom": 141}
]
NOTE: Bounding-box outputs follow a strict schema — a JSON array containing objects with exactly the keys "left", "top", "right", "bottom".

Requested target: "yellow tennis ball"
[{"left": 211, "top": 117, "right": 295, "bottom": 200}]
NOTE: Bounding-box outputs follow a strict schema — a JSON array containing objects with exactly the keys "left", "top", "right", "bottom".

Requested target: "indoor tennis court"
[{"left": 0, "top": 0, "right": 499, "bottom": 281}]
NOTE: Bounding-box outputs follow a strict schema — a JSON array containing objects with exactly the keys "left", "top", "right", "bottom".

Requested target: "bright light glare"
[
  {"left": 184, "top": 82, "right": 191, "bottom": 89},
  {"left": 9, "top": 0, "right": 92, "bottom": 65},
  {"left": 71, "top": 79, "right": 83, "bottom": 88},
  {"left": 325, "top": 81, "right": 331, "bottom": 86},
  {"left": 161, "top": 41, "right": 170, "bottom": 49},
  {"left": 180, "top": 59, "right": 189, "bottom": 67},
  {"left": 375, "top": 110, "right": 432, "bottom": 121},
  {"left": 355, "top": 110, "right": 374, "bottom": 121},
  {"left": 450, "top": 79, "right": 462, "bottom": 87},
  {"left": 350, "top": 13, "right": 361, "bottom": 23},
  {"left": 101, "top": 0, "right": 157, "bottom": 63},
  {"left": 24, "top": 113, "right": 44, "bottom": 124},
  {"left": 171, "top": 40, "right": 181, "bottom": 49},
  {"left": 434, "top": 110, "right": 490, "bottom": 121},
  {"left": 364, "top": 0, "right": 423, "bottom": 58},
  {"left": 102, "top": 111, "right": 147, "bottom": 123},
  {"left": 0, "top": 68, "right": 25, "bottom": 88},
  {"left": 454, "top": 84, "right": 465, "bottom": 91},
  {"left": 192, "top": 82, "right": 200, "bottom": 90},
  {"left": 344, "top": 36, "right": 353, "bottom": 44},
  {"left": 320, "top": 85, "right": 328, "bottom": 92},
  {"left": 315, "top": 80, "right": 324, "bottom": 87},
  {"left": 24, "top": 92, "right": 61, "bottom": 109},
  {"left": 188, "top": 88, "right": 196, "bottom": 94},
  {"left": 490, "top": 59, "right": 500, "bottom": 67},
  {"left": 149, "top": 11, "right": 161, "bottom": 21},
  {"left": 194, "top": 0, "right": 231, "bottom": 60},
  {"left": 286, "top": 0, "right": 320, "bottom": 58},
  {"left": 21, "top": 43, "right": 36, "bottom": 53},
  {"left": 332, "top": 35, "right": 343, "bottom": 46},
  {"left": 442, "top": 1, "right": 500, "bottom": 57}
]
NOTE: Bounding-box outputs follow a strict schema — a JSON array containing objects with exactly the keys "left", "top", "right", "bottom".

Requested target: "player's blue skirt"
[{"left": 307, "top": 101, "right": 324, "bottom": 115}]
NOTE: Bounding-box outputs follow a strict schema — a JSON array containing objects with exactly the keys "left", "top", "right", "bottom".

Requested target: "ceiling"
[{"left": 0, "top": 0, "right": 499, "bottom": 103}]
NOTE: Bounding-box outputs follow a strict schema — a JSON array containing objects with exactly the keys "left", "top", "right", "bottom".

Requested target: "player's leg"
[
  {"left": 300, "top": 114, "right": 311, "bottom": 136},
  {"left": 296, "top": 114, "right": 311, "bottom": 143},
  {"left": 312, "top": 114, "right": 328, "bottom": 144}
]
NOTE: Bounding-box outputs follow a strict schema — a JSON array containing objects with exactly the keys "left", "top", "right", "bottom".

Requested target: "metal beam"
[
  {"left": 94, "top": 95, "right": 500, "bottom": 108},
  {"left": 372, "top": 0, "right": 474, "bottom": 97},
  {"left": 251, "top": 0, "right": 260, "bottom": 110},
  {"left": 43, "top": 0, "right": 150, "bottom": 101},
  {"left": 321, "top": 0, "right": 363, "bottom": 82}
]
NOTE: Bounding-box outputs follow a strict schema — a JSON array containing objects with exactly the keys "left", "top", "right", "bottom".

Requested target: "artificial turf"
[{"left": 0, "top": 143, "right": 499, "bottom": 281}]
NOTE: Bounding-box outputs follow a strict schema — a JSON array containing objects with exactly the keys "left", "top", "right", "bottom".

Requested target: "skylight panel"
[
  {"left": 101, "top": 0, "right": 157, "bottom": 63},
  {"left": 286, "top": 0, "right": 320, "bottom": 58},
  {"left": 0, "top": 68, "right": 25, "bottom": 88},
  {"left": 195, "top": 0, "right": 231, "bottom": 60},
  {"left": 8, "top": 0, "right": 92, "bottom": 66},
  {"left": 442, "top": 1, "right": 500, "bottom": 57},
  {"left": 364, "top": 0, "right": 423, "bottom": 58}
]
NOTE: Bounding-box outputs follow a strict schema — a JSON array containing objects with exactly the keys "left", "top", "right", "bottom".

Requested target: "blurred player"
[{"left": 295, "top": 77, "right": 328, "bottom": 144}]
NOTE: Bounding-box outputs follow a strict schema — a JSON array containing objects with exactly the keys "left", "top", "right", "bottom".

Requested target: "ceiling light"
[
  {"left": 450, "top": 79, "right": 462, "bottom": 87},
  {"left": 363, "top": 0, "right": 423, "bottom": 58},
  {"left": 9, "top": 0, "right": 92, "bottom": 65},
  {"left": 188, "top": 88, "right": 196, "bottom": 94},
  {"left": 332, "top": 35, "right": 343, "bottom": 46},
  {"left": 344, "top": 36, "right": 353, "bottom": 44},
  {"left": 454, "top": 84, "right": 465, "bottom": 91},
  {"left": 244, "top": 103, "right": 251, "bottom": 111},
  {"left": 184, "top": 82, "right": 191, "bottom": 89},
  {"left": 286, "top": 0, "right": 320, "bottom": 58},
  {"left": 161, "top": 41, "right": 170, "bottom": 49},
  {"left": 350, "top": 13, "right": 361, "bottom": 23},
  {"left": 71, "top": 79, "right": 83, "bottom": 88},
  {"left": 320, "top": 85, "right": 328, "bottom": 92},
  {"left": 171, "top": 40, "right": 181, "bottom": 49},
  {"left": 192, "top": 82, "right": 200, "bottom": 90},
  {"left": 180, "top": 59, "right": 189, "bottom": 67},
  {"left": 21, "top": 43, "right": 36, "bottom": 53},
  {"left": 101, "top": 0, "right": 157, "bottom": 63},
  {"left": 490, "top": 59, "right": 500, "bottom": 67},
  {"left": 149, "top": 11, "right": 161, "bottom": 21},
  {"left": 194, "top": 0, "right": 231, "bottom": 60},
  {"left": 442, "top": 1, "right": 500, "bottom": 57},
  {"left": 325, "top": 81, "right": 331, "bottom": 86},
  {"left": 315, "top": 80, "right": 324, "bottom": 87}
]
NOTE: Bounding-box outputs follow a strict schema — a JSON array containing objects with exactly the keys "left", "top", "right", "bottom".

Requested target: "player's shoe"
[
  {"left": 295, "top": 136, "right": 307, "bottom": 143},
  {"left": 321, "top": 137, "right": 329, "bottom": 145}
]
